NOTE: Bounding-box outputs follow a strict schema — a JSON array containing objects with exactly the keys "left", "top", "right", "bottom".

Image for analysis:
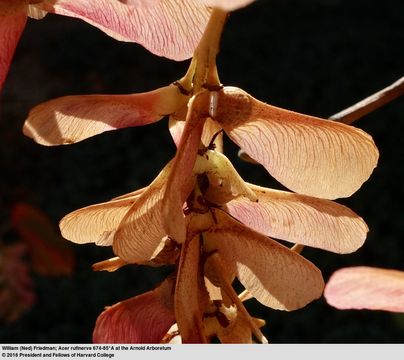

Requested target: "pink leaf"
[
  {"left": 205, "top": 209, "right": 324, "bottom": 311},
  {"left": 215, "top": 87, "right": 379, "bottom": 199},
  {"left": 39, "top": 0, "right": 212, "bottom": 60},
  {"left": 23, "top": 85, "right": 186, "bottom": 145},
  {"left": 93, "top": 281, "right": 176, "bottom": 343},
  {"left": 325, "top": 267, "right": 404, "bottom": 313},
  {"left": 0, "top": 3, "right": 27, "bottom": 91},
  {"left": 225, "top": 184, "right": 368, "bottom": 254}
]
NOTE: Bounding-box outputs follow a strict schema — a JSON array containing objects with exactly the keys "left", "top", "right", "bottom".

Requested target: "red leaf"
[
  {"left": 0, "top": 3, "right": 27, "bottom": 91},
  {"left": 11, "top": 203, "right": 75, "bottom": 276},
  {"left": 93, "top": 280, "right": 176, "bottom": 343},
  {"left": 0, "top": 244, "right": 35, "bottom": 323}
]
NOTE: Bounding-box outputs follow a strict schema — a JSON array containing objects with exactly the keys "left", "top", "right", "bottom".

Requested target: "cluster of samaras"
[
  {"left": 23, "top": 79, "right": 378, "bottom": 342},
  {"left": 2, "top": 0, "right": 379, "bottom": 345}
]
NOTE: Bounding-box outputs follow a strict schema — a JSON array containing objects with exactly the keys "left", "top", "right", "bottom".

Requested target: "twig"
[{"left": 330, "top": 76, "right": 404, "bottom": 124}]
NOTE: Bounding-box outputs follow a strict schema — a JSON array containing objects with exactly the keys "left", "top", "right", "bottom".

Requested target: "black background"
[{"left": 1, "top": 0, "right": 403, "bottom": 342}]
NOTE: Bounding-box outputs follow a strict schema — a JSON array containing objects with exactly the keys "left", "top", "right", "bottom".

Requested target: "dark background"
[{"left": 1, "top": 0, "right": 403, "bottom": 343}]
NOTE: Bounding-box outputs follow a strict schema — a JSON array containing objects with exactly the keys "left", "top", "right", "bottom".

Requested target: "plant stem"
[
  {"left": 192, "top": 8, "right": 228, "bottom": 93},
  {"left": 330, "top": 76, "right": 404, "bottom": 124},
  {"left": 176, "top": 58, "right": 196, "bottom": 94}
]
